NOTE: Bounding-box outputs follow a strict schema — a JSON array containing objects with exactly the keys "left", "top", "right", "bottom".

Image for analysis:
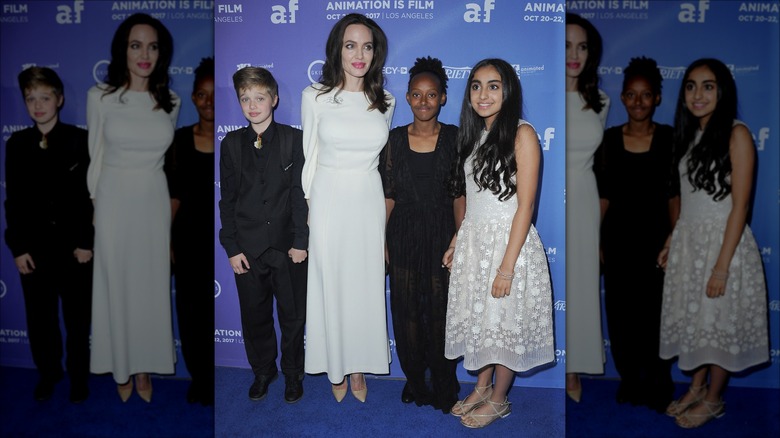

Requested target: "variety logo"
[
  {"left": 678, "top": 0, "right": 709, "bottom": 23},
  {"left": 56, "top": 0, "right": 84, "bottom": 24},
  {"left": 271, "top": 0, "right": 298, "bottom": 24},
  {"left": 214, "top": 280, "right": 221, "bottom": 298},
  {"left": 464, "top": 0, "right": 495, "bottom": 23},
  {"left": 553, "top": 300, "right": 565, "bottom": 311}
]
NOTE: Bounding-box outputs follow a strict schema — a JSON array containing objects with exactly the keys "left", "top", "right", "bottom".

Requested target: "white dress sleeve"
[
  {"left": 86, "top": 85, "right": 105, "bottom": 199},
  {"left": 301, "top": 86, "right": 319, "bottom": 199},
  {"left": 597, "top": 89, "right": 610, "bottom": 129}
]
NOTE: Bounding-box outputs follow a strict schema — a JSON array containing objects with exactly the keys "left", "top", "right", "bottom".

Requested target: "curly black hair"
[
  {"left": 407, "top": 56, "right": 448, "bottom": 94},
  {"left": 623, "top": 56, "right": 662, "bottom": 96}
]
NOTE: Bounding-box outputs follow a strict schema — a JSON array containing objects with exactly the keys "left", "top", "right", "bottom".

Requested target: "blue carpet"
[
  {"left": 0, "top": 366, "right": 213, "bottom": 438},
  {"left": 216, "top": 366, "right": 565, "bottom": 437},
  {"left": 566, "top": 377, "right": 780, "bottom": 438}
]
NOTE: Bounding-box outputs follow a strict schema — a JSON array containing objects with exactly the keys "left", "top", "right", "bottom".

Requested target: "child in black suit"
[
  {"left": 4, "top": 67, "right": 94, "bottom": 403},
  {"left": 218, "top": 67, "right": 308, "bottom": 403}
]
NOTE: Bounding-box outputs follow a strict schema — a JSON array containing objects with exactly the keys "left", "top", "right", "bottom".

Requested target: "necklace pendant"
[{"left": 39, "top": 138, "right": 48, "bottom": 150}]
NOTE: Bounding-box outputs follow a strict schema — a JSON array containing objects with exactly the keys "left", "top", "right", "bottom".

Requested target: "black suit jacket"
[
  {"left": 218, "top": 121, "right": 308, "bottom": 259},
  {"left": 4, "top": 121, "right": 94, "bottom": 256}
]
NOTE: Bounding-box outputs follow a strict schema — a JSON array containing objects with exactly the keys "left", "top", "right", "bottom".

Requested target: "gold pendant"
[
  {"left": 39, "top": 137, "right": 48, "bottom": 150},
  {"left": 254, "top": 135, "right": 262, "bottom": 149}
]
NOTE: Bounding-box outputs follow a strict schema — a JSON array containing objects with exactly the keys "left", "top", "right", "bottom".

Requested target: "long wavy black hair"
[
  {"left": 104, "top": 13, "right": 175, "bottom": 113},
  {"left": 317, "top": 13, "right": 391, "bottom": 113},
  {"left": 673, "top": 58, "right": 738, "bottom": 201},
  {"left": 451, "top": 59, "right": 522, "bottom": 201},
  {"left": 566, "top": 13, "right": 605, "bottom": 113}
]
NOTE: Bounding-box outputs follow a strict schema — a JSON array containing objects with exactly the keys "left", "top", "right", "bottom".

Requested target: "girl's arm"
[
  {"left": 442, "top": 196, "right": 466, "bottom": 270},
  {"left": 492, "top": 124, "right": 540, "bottom": 298},
  {"left": 707, "top": 124, "right": 754, "bottom": 298}
]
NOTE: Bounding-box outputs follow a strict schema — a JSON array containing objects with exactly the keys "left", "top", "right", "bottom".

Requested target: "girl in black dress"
[
  {"left": 380, "top": 56, "right": 464, "bottom": 413},
  {"left": 594, "top": 57, "right": 678, "bottom": 412},
  {"left": 165, "top": 57, "right": 215, "bottom": 405}
]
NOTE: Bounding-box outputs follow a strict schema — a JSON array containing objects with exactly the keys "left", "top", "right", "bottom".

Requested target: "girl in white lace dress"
[
  {"left": 442, "top": 59, "right": 554, "bottom": 428},
  {"left": 657, "top": 58, "right": 769, "bottom": 429}
]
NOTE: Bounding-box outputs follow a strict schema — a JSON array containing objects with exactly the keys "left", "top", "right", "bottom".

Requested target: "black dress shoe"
[
  {"left": 69, "top": 383, "right": 89, "bottom": 404},
  {"left": 284, "top": 374, "right": 304, "bottom": 404},
  {"left": 249, "top": 372, "right": 278, "bottom": 401},
  {"left": 401, "top": 383, "right": 415, "bottom": 404}
]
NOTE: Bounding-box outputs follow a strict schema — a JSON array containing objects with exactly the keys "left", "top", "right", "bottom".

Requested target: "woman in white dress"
[
  {"left": 87, "top": 13, "right": 179, "bottom": 403},
  {"left": 564, "top": 12, "right": 609, "bottom": 402},
  {"left": 301, "top": 13, "right": 394, "bottom": 403},
  {"left": 658, "top": 58, "right": 769, "bottom": 429},
  {"left": 442, "top": 58, "right": 554, "bottom": 429}
]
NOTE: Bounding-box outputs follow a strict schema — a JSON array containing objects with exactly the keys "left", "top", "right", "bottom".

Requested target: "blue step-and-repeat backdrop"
[
  {"left": 0, "top": 0, "right": 214, "bottom": 378},
  {"left": 213, "top": 0, "right": 567, "bottom": 389}
]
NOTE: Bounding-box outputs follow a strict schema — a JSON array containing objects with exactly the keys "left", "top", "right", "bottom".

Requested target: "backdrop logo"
[
  {"left": 308, "top": 60, "right": 325, "bottom": 83},
  {"left": 271, "top": 0, "right": 298, "bottom": 23},
  {"left": 540, "top": 127, "right": 555, "bottom": 151},
  {"left": 218, "top": 4, "right": 242, "bottom": 13},
  {"left": 443, "top": 65, "right": 471, "bottom": 80},
  {"left": 93, "top": 60, "right": 109, "bottom": 83},
  {"left": 755, "top": 127, "right": 769, "bottom": 151},
  {"left": 214, "top": 280, "right": 221, "bottom": 298},
  {"left": 464, "top": 0, "right": 495, "bottom": 22},
  {"left": 0, "top": 280, "right": 7, "bottom": 299},
  {"left": 659, "top": 66, "right": 686, "bottom": 80},
  {"left": 678, "top": 0, "right": 709, "bottom": 23},
  {"left": 56, "top": 0, "right": 84, "bottom": 24},
  {"left": 554, "top": 300, "right": 565, "bottom": 311}
]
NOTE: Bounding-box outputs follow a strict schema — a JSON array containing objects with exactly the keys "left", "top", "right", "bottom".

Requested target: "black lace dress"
[
  {"left": 380, "top": 123, "right": 460, "bottom": 413},
  {"left": 594, "top": 123, "right": 676, "bottom": 411}
]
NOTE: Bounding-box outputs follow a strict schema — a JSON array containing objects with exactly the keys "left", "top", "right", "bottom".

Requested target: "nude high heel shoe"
[
  {"left": 117, "top": 380, "right": 133, "bottom": 403},
  {"left": 332, "top": 378, "right": 348, "bottom": 402},
  {"left": 136, "top": 374, "right": 153, "bottom": 403},
  {"left": 350, "top": 374, "right": 367, "bottom": 403}
]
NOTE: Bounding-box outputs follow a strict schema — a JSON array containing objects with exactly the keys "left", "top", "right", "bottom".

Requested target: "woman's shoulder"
[{"left": 517, "top": 118, "right": 536, "bottom": 132}]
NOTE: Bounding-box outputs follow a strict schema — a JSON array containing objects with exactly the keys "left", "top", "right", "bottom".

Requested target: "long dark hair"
[
  {"left": 104, "top": 13, "right": 175, "bottom": 113},
  {"left": 317, "top": 13, "right": 390, "bottom": 113},
  {"left": 566, "top": 13, "right": 605, "bottom": 113},
  {"left": 673, "top": 58, "right": 738, "bottom": 201},
  {"left": 451, "top": 59, "right": 522, "bottom": 201}
]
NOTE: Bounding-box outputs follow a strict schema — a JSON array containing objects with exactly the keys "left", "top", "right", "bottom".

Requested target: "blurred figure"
[
  {"left": 565, "top": 12, "right": 609, "bottom": 402},
  {"left": 87, "top": 13, "right": 179, "bottom": 403},
  {"left": 166, "top": 57, "right": 215, "bottom": 406},
  {"left": 4, "top": 66, "right": 93, "bottom": 403},
  {"left": 594, "top": 56, "right": 676, "bottom": 411}
]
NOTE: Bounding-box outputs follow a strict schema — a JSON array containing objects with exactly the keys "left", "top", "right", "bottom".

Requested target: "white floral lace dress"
[
  {"left": 659, "top": 121, "right": 769, "bottom": 372},
  {"left": 444, "top": 122, "right": 555, "bottom": 372}
]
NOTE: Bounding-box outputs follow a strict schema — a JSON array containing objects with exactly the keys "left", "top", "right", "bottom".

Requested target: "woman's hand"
[
  {"left": 491, "top": 275, "right": 512, "bottom": 298},
  {"left": 288, "top": 248, "right": 307, "bottom": 264},
  {"left": 706, "top": 269, "right": 728, "bottom": 298},
  {"left": 656, "top": 246, "right": 669, "bottom": 270},
  {"left": 442, "top": 246, "right": 455, "bottom": 271},
  {"left": 73, "top": 248, "right": 93, "bottom": 263},
  {"left": 229, "top": 253, "right": 250, "bottom": 274},
  {"left": 14, "top": 253, "right": 35, "bottom": 274}
]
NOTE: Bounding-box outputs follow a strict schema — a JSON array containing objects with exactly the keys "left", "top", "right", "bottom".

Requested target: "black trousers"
[
  {"left": 19, "top": 244, "right": 92, "bottom": 385},
  {"left": 234, "top": 247, "right": 307, "bottom": 377},
  {"left": 604, "top": 262, "right": 673, "bottom": 404},
  {"left": 174, "top": 250, "right": 215, "bottom": 389}
]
